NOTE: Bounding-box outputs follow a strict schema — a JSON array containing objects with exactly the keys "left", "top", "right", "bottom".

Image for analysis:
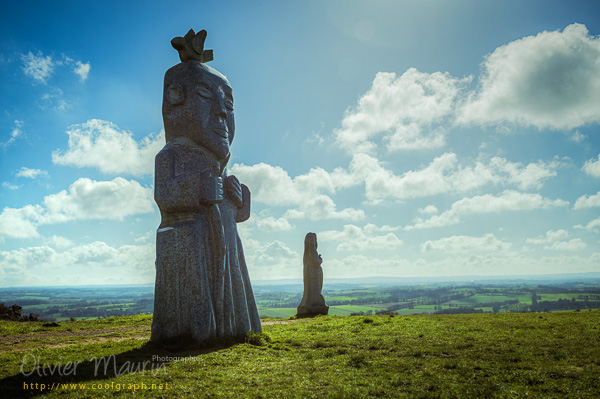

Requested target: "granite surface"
[
  {"left": 297, "top": 233, "right": 329, "bottom": 317},
  {"left": 151, "top": 29, "right": 261, "bottom": 342}
]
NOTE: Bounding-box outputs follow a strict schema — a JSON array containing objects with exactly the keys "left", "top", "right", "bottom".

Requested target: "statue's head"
[
  {"left": 305, "top": 232, "right": 318, "bottom": 250},
  {"left": 162, "top": 29, "right": 234, "bottom": 160}
]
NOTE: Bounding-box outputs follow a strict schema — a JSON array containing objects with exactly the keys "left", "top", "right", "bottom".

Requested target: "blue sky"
[{"left": 1, "top": 0, "right": 599, "bottom": 287}]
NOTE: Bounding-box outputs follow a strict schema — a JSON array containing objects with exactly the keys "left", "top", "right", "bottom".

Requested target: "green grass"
[
  {"left": 55, "top": 317, "right": 104, "bottom": 322},
  {"left": 393, "top": 305, "right": 436, "bottom": 315},
  {"left": 7, "top": 295, "right": 52, "bottom": 300},
  {"left": 448, "top": 294, "right": 524, "bottom": 305},
  {"left": 257, "top": 307, "right": 297, "bottom": 318},
  {"left": 258, "top": 305, "right": 386, "bottom": 318},
  {"left": 328, "top": 305, "right": 385, "bottom": 316},
  {"left": 20, "top": 304, "right": 68, "bottom": 310},
  {"left": 1, "top": 312, "right": 599, "bottom": 398},
  {"left": 0, "top": 315, "right": 151, "bottom": 338},
  {"left": 537, "top": 293, "right": 598, "bottom": 301},
  {"left": 323, "top": 295, "right": 357, "bottom": 302}
]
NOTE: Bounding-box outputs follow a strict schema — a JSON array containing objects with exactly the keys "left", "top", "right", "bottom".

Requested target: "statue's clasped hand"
[
  {"left": 225, "top": 175, "right": 243, "bottom": 208},
  {"left": 199, "top": 171, "right": 224, "bottom": 205}
]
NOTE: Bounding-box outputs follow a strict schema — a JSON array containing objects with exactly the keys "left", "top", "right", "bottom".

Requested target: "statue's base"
[{"left": 296, "top": 305, "right": 329, "bottom": 318}]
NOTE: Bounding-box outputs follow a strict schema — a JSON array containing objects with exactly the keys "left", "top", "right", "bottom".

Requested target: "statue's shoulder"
[{"left": 157, "top": 140, "right": 211, "bottom": 158}]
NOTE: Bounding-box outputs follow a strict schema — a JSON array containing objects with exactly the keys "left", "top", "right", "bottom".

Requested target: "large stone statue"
[
  {"left": 151, "top": 29, "right": 261, "bottom": 342},
  {"left": 297, "top": 233, "right": 329, "bottom": 317}
]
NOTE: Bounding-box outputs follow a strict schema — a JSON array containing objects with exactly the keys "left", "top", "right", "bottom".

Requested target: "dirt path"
[
  {"left": 0, "top": 325, "right": 150, "bottom": 343},
  {"left": 0, "top": 326, "right": 151, "bottom": 353},
  {"left": 261, "top": 319, "right": 304, "bottom": 326}
]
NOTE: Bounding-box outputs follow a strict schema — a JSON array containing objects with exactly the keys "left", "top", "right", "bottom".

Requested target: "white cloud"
[
  {"left": 230, "top": 162, "right": 364, "bottom": 221},
  {"left": 21, "top": 52, "right": 91, "bottom": 85},
  {"left": 1, "top": 120, "right": 24, "bottom": 148},
  {"left": 43, "top": 235, "right": 74, "bottom": 249},
  {"left": 2, "top": 182, "right": 19, "bottom": 190},
  {"left": 52, "top": 119, "right": 164, "bottom": 176},
  {"left": 255, "top": 216, "right": 293, "bottom": 232},
  {"left": 324, "top": 255, "right": 416, "bottom": 278},
  {"left": 233, "top": 150, "right": 559, "bottom": 218},
  {"left": 283, "top": 197, "right": 365, "bottom": 221},
  {"left": 406, "top": 211, "right": 460, "bottom": 230},
  {"left": 0, "top": 246, "right": 58, "bottom": 268},
  {"left": 16, "top": 167, "right": 48, "bottom": 179},
  {"left": 406, "top": 190, "right": 569, "bottom": 230},
  {"left": 418, "top": 205, "right": 438, "bottom": 215},
  {"left": 68, "top": 241, "right": 118, "bottom": 263},
  {"left": 323, "top": 251, "right": 577, "bottom": 278},
  {"left": 21, "top": 51, "right": 54, "bottom": 84},
  {"left": 0, "top": 241, "right": 155, "bottom": 286},
  {"left": 547, "top": 239, "right": 586, "bottom": 251},
  {"left": 42, "top": 177, "right": 154, "bottom": 223},
  {"left": 449, "top": 190, "right": 568, "bottom": 214},
  {"left": 525, "top": 229, "right": 586, "bottom": 251},
  {"left": 489, "top": 157, "right": 558, "bottom": 190},
  {"left": 422, "top": 233, "right": 511, "bottom": 253},
  {"left": 335, "top": 68, "right": 469, "bottom": 154},
  {"left": 582, "top": 154, "right": 600, "bottom": 178},
  {"left": 571, "top": 130, "right": 585, "bottom": 143},
  {"left": 134, "top": 231, "right": 154, "bottom": 243},
  {"left": 245, "top": 240, "right": 302, "bottom": 280},
  {"left": 281, "top": 250, "right": 600, "bottom": 280},
  {"left": 340, "top": 152, "right": 558, "bottom": 204},
  {"left": 0, "top": 177, "right": 154, "bottom": 238},
  {"left": 526, "top": 229, "right": 569, "bottom": 245},
  {"left": 459, "top": 23, "right": 600, "bottom": 130},
  {"left": 574, "top": 191, "right": 600, "bottom": 210},
  {"left": 0, "top": 205, "right": 45, "bottom": 239},
  {"left": 345, "top": 152, "right": 456, "bottom": 202},
  {"left": 319, "top": 223, "right": 403, "bottom": 251},
  {"left": 40, "top": 88, "right": 69, "bottom": 111},
  {"left": 230, "top": 163, "right": 324, "bottom": 206},
  {"left": 575, "top": 217, "right": 600, "bottom": 232},
  {"left": 332, "top": 24, "right": 600, "bottom": 163},
  {"left": 74, "top": 61, "right": 90, "bottom": 81},
  {"left": 333, "top": 24, "right": 600, "bottom": 158},
  {"left": 254, "top": 240, "right": 298, "bottom": 260}
]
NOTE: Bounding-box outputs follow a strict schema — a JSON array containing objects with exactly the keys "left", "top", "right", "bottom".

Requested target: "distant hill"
[
  {"left": 254, "top": 271, "right": 600, "bottom": 288},
  {"left": 2, "top": 272, "right": 600, "bottom": 290}
]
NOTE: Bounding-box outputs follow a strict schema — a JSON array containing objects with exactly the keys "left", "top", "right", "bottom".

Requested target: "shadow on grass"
[{"left": 1, "top": 332, "right": 270, "bottom": 398}]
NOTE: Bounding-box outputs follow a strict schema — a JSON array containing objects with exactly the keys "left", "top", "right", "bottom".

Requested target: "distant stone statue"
[
  {"left": 297, "top": 233, "right": 329, "bottom": 317},
  {"left": 151, "top": 29, "right": 261, "bottom": 342}
]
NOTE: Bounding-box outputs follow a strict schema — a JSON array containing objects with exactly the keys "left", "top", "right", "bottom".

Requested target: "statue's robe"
[
  {"left": 151, "top": 140, "right": 261, "bottom": 341},
  {"left": 297, "top": 235, "right": 328, "bottom": 316}
]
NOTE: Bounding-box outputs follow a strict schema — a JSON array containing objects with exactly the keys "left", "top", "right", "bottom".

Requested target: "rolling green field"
[
  {"left": 394, "top": 305, "right": 436, "bottom": 315},
  {"left": 256, "top": 307, "right": 297, "bottom": 318},
  {"left": 257, "top": 305, "right": 386, "bottom": 318},
  {"left": 3, "top": 283, "right": 600, "bottom": 322},
  {"left": 328, "top": 305, "right": 385, "bottom": 316},
  {"left": 448, "top": 294, "right": 530, "bottom": 305},
  {"left": 1, "top": 312, "right": 599, "bottom": 398}
]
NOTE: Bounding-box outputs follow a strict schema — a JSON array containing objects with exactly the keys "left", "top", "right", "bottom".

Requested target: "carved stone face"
[{"left": 163, "top": 61, "right": 235, "bottom": 160}]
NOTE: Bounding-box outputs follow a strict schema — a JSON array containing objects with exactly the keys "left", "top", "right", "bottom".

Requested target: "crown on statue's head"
[{"left": 171, "top": 29, "right": 214, "bottom": 63}]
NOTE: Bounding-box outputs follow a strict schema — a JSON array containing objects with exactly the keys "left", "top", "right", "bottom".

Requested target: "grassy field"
[
  {"left": 395, "top": 305, "right": 436, "bottom": 315},
  {"left": 328, "top": 305, "right": 385, "bottom": 316},
  {"left": 258, "top": 305, "right": 386, "bottom": 318},
  {"left": 448, "top": 294, "right": 526, "bottom": 305},
  {"left": 257, "top": 307, "right": 297, "bottom": 318},
  {"left": 1, "top": 312, "right": 599, "bottom": 398}
]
